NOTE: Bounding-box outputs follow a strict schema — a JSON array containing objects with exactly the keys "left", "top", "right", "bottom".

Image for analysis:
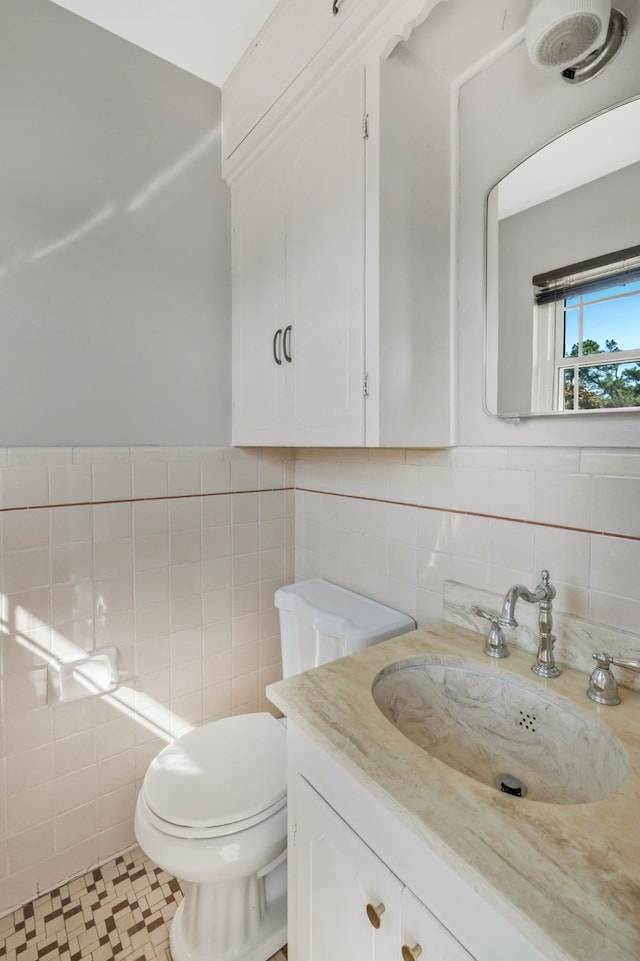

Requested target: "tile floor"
[{"left": 0, "top": 846, "right": 288, "bottom": 961}]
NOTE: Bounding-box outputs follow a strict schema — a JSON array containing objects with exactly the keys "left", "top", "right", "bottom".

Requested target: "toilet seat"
[{"left": 142, "top": 713, "right": 287, "bottom": 839}]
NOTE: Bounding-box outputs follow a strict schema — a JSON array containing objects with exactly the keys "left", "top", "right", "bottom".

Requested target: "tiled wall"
[
  {"left": 294, "top": 446, "right": 640, "bottom": 636},
  {"left": 2, "top": 440, "right": 639, "bottom": 918},
  {"left": 0, "top": 446, "right": 294, "bottom": 916}
]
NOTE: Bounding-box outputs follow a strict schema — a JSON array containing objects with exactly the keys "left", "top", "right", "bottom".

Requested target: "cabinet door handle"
[
  {"left": 366, "top": 902, "right": 386, "bottom": 929},
  {"left": 402, "top": 945, "right": 423, "bottom": 961},
  {"left": 332, "top": 0, "right": 343, "bottom": 14},
  {"left": 283, "top": 325, "right": 293, "bottom": 363},
  {"left": 273, "top": 328, "right": 283, "bottom": 365}
]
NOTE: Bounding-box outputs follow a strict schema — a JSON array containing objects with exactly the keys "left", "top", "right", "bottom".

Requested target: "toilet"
[{"left": 134, "top": 579, "right": 415, "bottom": 961}]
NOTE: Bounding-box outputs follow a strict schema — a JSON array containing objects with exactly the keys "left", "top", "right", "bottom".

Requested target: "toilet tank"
[{"left": 274, "top": 579, "right": 416, "bottom": 678}]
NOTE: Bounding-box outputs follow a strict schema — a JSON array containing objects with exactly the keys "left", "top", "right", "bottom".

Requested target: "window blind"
[{"left": 533, "top": 244, "right": 640, "bottom": 306}]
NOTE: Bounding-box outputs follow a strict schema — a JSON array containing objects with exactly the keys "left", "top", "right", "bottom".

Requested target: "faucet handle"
[
  {"left": 471, "top": 606, "right": 510, "bottom": 659},
  {"left": 587, "top": 651, "right": 640, "bottom": 705},
  {"left": 610, "top": 651, "right": 640, "bottom": 672}
]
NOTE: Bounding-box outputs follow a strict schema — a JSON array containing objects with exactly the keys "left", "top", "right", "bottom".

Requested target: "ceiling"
[{"left": 48, "top": 0, "right": 281, "bottom": 87}]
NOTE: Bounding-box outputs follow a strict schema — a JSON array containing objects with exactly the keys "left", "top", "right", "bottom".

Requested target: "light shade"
[{"left": 526, "top": 0, "right": 611, "bottom": 70}]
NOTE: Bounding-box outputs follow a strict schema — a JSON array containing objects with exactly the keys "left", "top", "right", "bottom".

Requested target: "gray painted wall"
[{"left": 0, "top": 0, "right": 231, "bottom": 446}]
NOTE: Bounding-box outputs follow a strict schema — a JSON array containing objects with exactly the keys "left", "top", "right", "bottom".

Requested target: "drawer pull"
[
  {"left": 366, "top": 902, "right": 386, "bottom": 929},
  {"left": 332, "top": 0, "right": 344, "bottom": 14},
  {"left": 402, "top": 944, "right": 423, "bottom": 961}
]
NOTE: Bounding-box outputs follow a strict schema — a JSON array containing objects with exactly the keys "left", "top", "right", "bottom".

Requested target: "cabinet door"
[
  {"left": 295, "top": 776, "right": 402, "bottom": 961},
  {"left": 402, "top": 888, "right": 475, "bottom": 961},
  {"left": 287, "top": 66, "right": 366, "bottom": 445},
  {"left": 231, "top": 148, "right": 289, "bottom": 444}
]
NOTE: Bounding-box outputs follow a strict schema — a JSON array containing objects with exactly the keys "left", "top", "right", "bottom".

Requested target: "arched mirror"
[{"left": 485, "top": 97, "right": 640, "bottom": 419}]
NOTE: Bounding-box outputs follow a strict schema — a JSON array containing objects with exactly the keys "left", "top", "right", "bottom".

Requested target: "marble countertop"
[{"left": 267, "top": 622, "right": 640, "bottom": 961}]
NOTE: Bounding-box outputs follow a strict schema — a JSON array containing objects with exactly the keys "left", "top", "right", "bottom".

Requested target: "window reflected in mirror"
[{"left": 531, "top": 247, "right": 640, "bottom": 412}]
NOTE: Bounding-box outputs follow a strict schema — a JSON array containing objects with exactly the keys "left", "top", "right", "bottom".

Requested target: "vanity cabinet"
[
  {"left": 225, "top": 0, "right": 454, "bottom": 448},
  {"left": 295, "top": 775, "right": 475, "bottom": 961},
  {"left": 284, "top": 722, "right": 555, "bottom": 961}
]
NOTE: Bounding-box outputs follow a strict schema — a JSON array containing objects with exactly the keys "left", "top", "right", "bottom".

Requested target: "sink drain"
[{"left": 495, "top": 774, "right": 528, "bottom": 798}]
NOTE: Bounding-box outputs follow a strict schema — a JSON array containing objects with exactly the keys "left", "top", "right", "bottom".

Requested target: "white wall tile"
[
  {"left": 4, "top": 709, "right": 52, "bottom": 756},
  {"left": 2, "top": 469, "right": 49, "bottom": 509},
  {"left": 97, "top": 750, "right": 136, "bottom": 797},
  {"left": 169, "top": 498, "right": 201, "bottom": 532},
  {"left": 3, "top": 550, "right": 50, "bottom": 595},
  {"left": 97, "top": 783, "right": 137, "bottom": 832},
  {"left": 55, "top": 801, "right": 97, "bottom": 850},
  {"left": 132, "top": 462, "right": 168, "bottom": 499},
  {"left": 93, "top": 503, "right": 132, "bottom": 542},
  {"left": 488, "top": 469, "right": 535, "bottom": 520},
  {"left": 591, "top": 476, "right": 640, "bottom": 537},
  {"left": 451, "top": 468, "right": 490, "bottom": 514},
  {"left": 171, "top": 564, "right": 202, "bottom": 602},
  {"left": 202, "top": 461, "right": 231, "bottom": 494},
  {"left": 533, "top": 527, "right": 590, "bottom": 587},
  {"left": 134, "top": 534, "right": 169, "bottom": 572},
  {"left": 92, "top": 463, "right": 132, "bottom": 502},
  {"left": 72, "top": 448, "right": 130, "bottom": 465},
  {"left": 135, "top": 603, "right": 170, "bottom": 642},
  {"left": 170, "top": 530, "right": 201, "bottom": 566},
  {"left": 93, "top": 575, "right": 133, "bottom": 616},
  {"left": 49, "top": 466, "right": 92, "bottom": 505},
  {"left": 386, "top": 504, "right": 418, "bottom": 545},
  {"left": 6, "top": 745, "right": 53, "bottom": 795},
  {"left": 54, "top": 767, "right": 96, "bottom": 816},
  {"left": 580, "top": 448, "right": 640, "bottom": 476},
  {"left": 7, "top": 783, "right": 54, "bottom": 835},
  {"left": 233, "top": 523, "right": 259, "bottom": 555},
  {"left": 7, "top": 822, "right": 55, "bottom": 874},
  {"left": 51, "top": 506, "right": 92, "bottom": 546},
  {"left": 2, "top": 668, "right": 48, "bottom": 715},
  {"left": 168, "top": 461, "right": 201, "bottom": 496},
  {"left": 416, "top": 466, "right": 451, "bottom": 509},
  {"left": 449, "top": 514, "right": 491, "bottom": 562},
  {"left": 133, "top": 500, "right": 168, "bottom": 536},
  {"left": 534, "top": 472, "right": 591, "bottom": 529},
  {"left": 507, "top": 448, "right": 581, "bottom": 472},
  {"left": 487, "top": 519, "right": 535, "bottom": 572},
  {"left": 52, "top": 542, "right": 93, "bottom": 584},
  {"left": 589, "top": 590, "right": 640, "bottom": 636},
  {"left": 203, "top": 494, "right": 231, "bottom": 528},
  {"left": 3, "top": 511, "right": 50, "bottom": 553},
  {"left": 590, "top": 535, "right": 640, "bottom": 603},
  {"left": 135, "top": 637, "right": 170, "bottom": 676}
]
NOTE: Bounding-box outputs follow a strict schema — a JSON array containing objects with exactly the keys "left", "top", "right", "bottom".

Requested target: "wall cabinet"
[
  {"left": 295, "top": 775, "right": 474, "bottom": 961},
  {"left": 226, "top": 0, "right": 454, "bottom": 448},
  {"left": 232, "top": 66, "right": 366, "bottom": 446}
]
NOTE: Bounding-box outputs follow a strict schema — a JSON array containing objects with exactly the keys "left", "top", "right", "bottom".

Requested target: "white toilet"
[{"left": 134, "top": 579, "right": 415, "bottom": 961}]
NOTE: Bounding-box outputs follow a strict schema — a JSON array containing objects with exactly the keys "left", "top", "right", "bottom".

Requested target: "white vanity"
[{"left": 267, "top": 621, "right": 640, "bottom": 961}]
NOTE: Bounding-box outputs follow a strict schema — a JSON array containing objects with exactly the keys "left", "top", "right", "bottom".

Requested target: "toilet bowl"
[
  {"left": 134, "top": 713, "right": 288, "bottom": 961},
  {"left": 135, "top": 579, "right": 416, "bottom": 961}
]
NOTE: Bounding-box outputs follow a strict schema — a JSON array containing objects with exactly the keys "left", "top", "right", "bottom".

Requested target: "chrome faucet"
[{"left": 500, "top": 570, "right": 560, "bottom": 678}]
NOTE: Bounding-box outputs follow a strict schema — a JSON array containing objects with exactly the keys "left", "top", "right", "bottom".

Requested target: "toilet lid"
[{"left": 143, "top": 713, "right": 287, "bottom": 831}]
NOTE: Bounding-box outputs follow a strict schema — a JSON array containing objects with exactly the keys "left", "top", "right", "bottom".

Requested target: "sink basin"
[{"left": 372, "top": 655, "right": 628, "bottom": 804}]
